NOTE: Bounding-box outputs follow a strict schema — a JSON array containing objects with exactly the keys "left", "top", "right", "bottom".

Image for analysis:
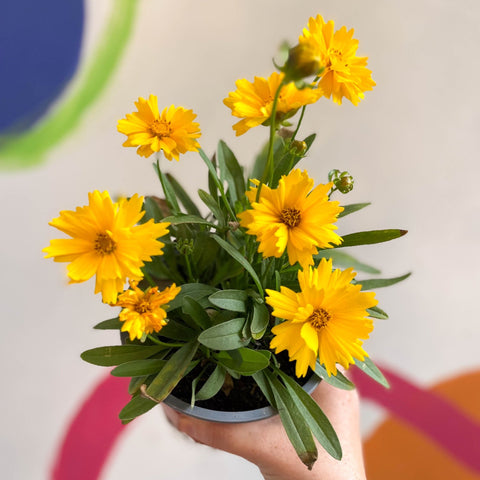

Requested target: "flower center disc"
[
  {"left": 94, "top": 233, "right": 116, "bottom": 255},
  {"left": 135, "top": 300, "right": 150, "bottom": 314},
  {"left": 280, "top": 207, "right": 302, "bottom": 228},
  {"left": 150, "top": 119, "right": 171, "bottom": 137},
  {"left": 308, "top": 308, "right": 331, "bottom": 330}
]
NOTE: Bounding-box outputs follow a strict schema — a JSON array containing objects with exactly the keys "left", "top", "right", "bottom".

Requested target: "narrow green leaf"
[
  {"left": 214, "top": 348, "right": 270, "bottom": 375},
  {"left": 367, "top": 306, "right": 389, "bottom": 319},
  {"left": 278, "top": 371, "right": 342, "bottom": 460},
  {"left": 250, "top": 302, "right": 270, "bottom": 339},
  {"left": 208, "top": 289, "right": 248, "bottom": 312},
  {"left": 182, "top": 296, "right": 212, "bottom": 330},
  {"left": 266, "top": 372, "right": 318, "bottom": 469},
  {"left": 252, "top": 370, "right": 276, "bottom": 406},
  {"left": 81, "top": 345, "right": 164, "bottom": 367},
  {"left": 198, "top": 318, "right": 249, "bottom": 350},
  {"left": 195, "top": 365, "right": 226, "bottom": 401},
  {"left": 212, "top": 234, "right": 263, "bottom": 296},
  {"left": 161, "top": 214, "right": 216, "bottom": 229},
  {"left": 146, "top": 341, "right": 199, "bottom": 401},
  {"left": 159, "top": 320, "right": 197, "bottom": 340},
  {"left": 217, "top": 140, "right": 245, "bottom": 205},
  {"left": 251, "top": 135, "right": 285, "bottom": 180},
  {"left": 93, "top": 317, "right": 122, "bottom": 330},
  {"left": 355, "top": 357, "right": 389, "bottom": 388},
  {"left": 336, "top": 229, "right": 408, "bottom": 248},
  {"left": 356, "top": 272, "right": 411, "bottom": 290},
  {"left": 128, "top": 375, "right": 149, "bottom": 395},
  {"left": 165, "top": 173, "right": 202, "bottom": 216},
  {"left": 315, "top": 250, "right": 381, "bottom": 274},
  {"left": 198, "top": 189, "right": 226, "bottom": 226},
  {"left": 143, "top": 196, "right": 165, "bottom": 223},
  {"left": 314, "top": 363, "right": 355, "bottom": 390},
  {"left": 167, "top": 283, "right": 218, "bottom": 311},
  {"left": 111, "top": 358, "right": 167, "bottom": 377},
  {"left": 154, "top": 161, "right": 180, "bottom": 214},
  {"left": 338, "top": 202, "right": 371, "bottom": 218},
  {"left": 119, "top": 395, "right": 157, "bottom": 422}
]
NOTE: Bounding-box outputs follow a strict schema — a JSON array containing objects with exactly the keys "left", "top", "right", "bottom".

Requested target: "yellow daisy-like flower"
[
  {"left": 116, "top": 281, "right": 181, "bottom": 341},
  {"left": 238, "top": 169, "right": 343, "bottom": 266},
  {"left": 43, "top": 190, "right": 170, "bottom": 304},
  {"left": 117, "top": 95, "right": 201, "bottom": 160},
  {"left": 267, "top": 258, "right": 378, "bottom": 377},
  {"left": 223, "top": 72, "right": 323, "bottom": 136},
  {"left": 298, "top": 15, "right": 375, "bottom": 105}
]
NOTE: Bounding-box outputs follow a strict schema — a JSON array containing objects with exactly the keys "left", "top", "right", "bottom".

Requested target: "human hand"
[{"left": 163, "top": 380, "right": 366, "bottom": 480}]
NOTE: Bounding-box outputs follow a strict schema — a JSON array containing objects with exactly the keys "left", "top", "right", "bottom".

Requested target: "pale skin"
[{"left": 163, "top": 380, "right": 367, "bottom": 480}]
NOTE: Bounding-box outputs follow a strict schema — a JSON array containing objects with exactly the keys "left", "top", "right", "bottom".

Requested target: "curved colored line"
[
  {"left": 0, "top": 0, "right": 138, "bottom": 169},
  {"left": 351, "top": 366, "right": 480, "bottom": 474},
  {"left": 51, "top": 375, "right": 131, "bottom": 480}
]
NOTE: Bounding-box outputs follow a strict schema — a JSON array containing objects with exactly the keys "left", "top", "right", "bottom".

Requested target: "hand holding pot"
[{"left": 163, "top": 381, "right": 367, "bottom": 480}]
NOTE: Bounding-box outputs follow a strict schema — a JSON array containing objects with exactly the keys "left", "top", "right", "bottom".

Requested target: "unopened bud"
[
  {"left": 282, "top": 44, "right": 322, "bottom": 81},
  {"left": 177, "top": 238, "right": 194, "bottom": 255},
  {"left": 290, "top": 140, "right": 307, "bottom": 156},
  {"left": 328, "top": 169, "right": 354, "bottom": 194}
]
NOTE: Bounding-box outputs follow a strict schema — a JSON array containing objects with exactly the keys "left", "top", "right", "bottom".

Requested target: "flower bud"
[
  {"left": 282, "top": 44, "right": 322, "bottom": 81},
  {"left": 290, "top": 140, "right": 307, "bottom": 156},
  {"left": 177, "top": 238, "right": 194, "bottom": 255},
  {"left": 328, "top": 169, "right": 354, "bottom": 194}
]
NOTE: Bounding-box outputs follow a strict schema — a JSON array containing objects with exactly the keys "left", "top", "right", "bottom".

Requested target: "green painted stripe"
[{"left": 0, "top": 0, "right": 138, "bottom": 168}]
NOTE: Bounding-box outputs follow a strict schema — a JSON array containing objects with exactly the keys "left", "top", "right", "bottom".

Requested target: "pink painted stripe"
[
  {"left": 51, "top": 375, "right": 131, "bottom": 480},
  {"left": 351, "top": 366, "right": 480, "bottom": 474}
]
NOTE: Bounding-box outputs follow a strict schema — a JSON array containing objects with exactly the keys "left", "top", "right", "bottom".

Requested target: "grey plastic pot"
[{"left": 163, "top": 374, "right": 321, "bottom": 423}]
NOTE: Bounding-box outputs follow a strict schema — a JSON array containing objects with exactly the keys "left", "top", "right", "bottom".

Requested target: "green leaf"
[
  {"left": 208, "top": 289, "right": 248, "bottom": 312},
  {"left": 167, "top": 283, "right": 218, "bottom": 310},
  {"left": 197, "top": 189, "right": 226, "bottom": 226},
  {"left": 314, "top": 363, "right": 355, "bottom": 390},
  {"left": 212, "top": 234, "right": 263, "bottom": 296},
  {"left": 356, "top": 272, "right": 411, "bottom": 290},
  {"left": 195, "top": 365, "right": 226, "bottom": 401},
  {"left": 182, "top": 296, "right": 212, "bottom": 330},
  {"left": 338, "top": 202, "right": 371, "bottom": 218},
  {"left": 146, "top": 341, "right": 199, "bottom": 401},
  {"left": 93, "top": 317, "right": 122, "bottom": 330},
  {"left": 154, "top": 161, "right": 180, "bottom": 214},
  {"left": 119, "top": 395, "right": 157, "bottom": 422},
  {"left": 278, "top": 371, "right": 342, "bottom": 460},
  {"left": 214, "top": 348, "right": 270, "bottom": 375},
  {"left": 315, "top": 250, "right": 381, "bottom": 274},
  {"left": 165, "top": 173, "right": 202, "bottom": 217},
  {"left": 266, "top": 372, "right": 318, "bottom": 469},
  {"left": 355, "top": 357, "right": 389, "bottom": 388},
  {"left": 128, "top": 375, "right": 149, "bottom": 395},
  {"left": 198, "top": 317, "right": 249, "bottom": 350},
  {"left": 217, "top": 140, "right": 246, "bottom": 205},
  {"left": 252, "top": 370, "right": 276, "bottom": 406},
  {"left": 80, "top": 345, "right": 164, "bottom": 367},
  {"left": 367, "top": 306, "right": 389, "bottom": 319},
  {"left": 336, "top": 229, "right": 408, "bottom": 248},
  {"left": 251, "top": 135, "right": 285, "bottom": 181},
  {"left": 161, "top": 213, "right": 216, "bottom": 229},
  {"left": 159, "top": 319, "right": 197, "bottom": 340},
  {"left": 250, "top": 302, "right": 270, "bottom": 339},
  {"left": 111, "top": 358, "right": 167, "bottom": 377},
  {"left": 143, "top": 196, "right": 165, "bottom": 223}
]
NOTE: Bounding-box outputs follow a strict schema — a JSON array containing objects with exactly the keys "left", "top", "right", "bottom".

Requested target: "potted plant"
[{"left": 44, "top": 14, "right": 407, "bottom": 470}]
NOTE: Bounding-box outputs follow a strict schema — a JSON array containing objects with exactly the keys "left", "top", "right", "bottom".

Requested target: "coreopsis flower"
[
  {"left": 267, "top": 258, "right": 378, "bottom": 377},
  {"left": 223, "top": 72, "right": 323, "bottom": 136},
  {"left": 43, "top": 191, "right": 169, "bottom": 304},
  {"left": 298, "top": 15, "right": 375, "bottom": 105},
  {"left": 117, "top": 95, "right": 201, "bottom": 160},
  {"left": 238, "top": 169, "right": 343, "bottom": 266},
  {"left": 116, "top": 281, "right": 181, "bottom": 341}
]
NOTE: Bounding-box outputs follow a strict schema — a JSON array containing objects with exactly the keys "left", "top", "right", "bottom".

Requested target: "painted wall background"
[{"left": 1, "top": 0, "right": 479, "bottom": 479}]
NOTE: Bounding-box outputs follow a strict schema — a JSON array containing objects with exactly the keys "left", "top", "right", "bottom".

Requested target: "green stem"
[
  {"left": 257, "top": 79, "right": 285, "bottom": 201},
  {"left": 184, "top": 254, "right": 195, "bottom": 282},
  {"left": 198, "top": 148, "right": 237, "bottom": 220},
  {"left": 291, "top": 105, "right": 306, "bottom": 142},
  {"left": 147, "top": 335, "right": 184, "bottom": 348},
  {"left": 143, "top": 272, "right": 156, "bottom": 288}
]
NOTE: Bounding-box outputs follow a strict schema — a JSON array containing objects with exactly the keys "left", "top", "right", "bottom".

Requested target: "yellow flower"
[
  {"left": 116, "top": 281, "right": 181, "bottom": 341},
  {"left": 238, "top": 169, "right": 343, "bottom": 266},
  {"left": 298, "top": 15, "right": 375, "bottom": 105},
  {"left": 267, "top": 258, "right": 378, "bottom": 377},
  {"left": 43, "top": 191, "right": 169, "bottom": 304},
  {"left": 117, "top": 95, "right": 201, "bottom": 160},
  {"left": 223, "top": 72, "right": 323, "bottom": 136}
]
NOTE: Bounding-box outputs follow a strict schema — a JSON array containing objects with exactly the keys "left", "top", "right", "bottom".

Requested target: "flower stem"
[
  {"left": 147, "top": 334, "right": 184, "bottom": 348},
  {"left": 291, "top": 105, "right": 306, "bottom": 142}
]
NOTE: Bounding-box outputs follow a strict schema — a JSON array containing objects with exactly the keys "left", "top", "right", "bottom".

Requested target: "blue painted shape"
[{"left": 0, "top": 0, "right": 84, "bottom": 134}]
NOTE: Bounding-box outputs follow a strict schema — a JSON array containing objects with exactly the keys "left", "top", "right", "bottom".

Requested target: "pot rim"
[{"left": 163, "top": 374, "right": 320, "bottom": 423}]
